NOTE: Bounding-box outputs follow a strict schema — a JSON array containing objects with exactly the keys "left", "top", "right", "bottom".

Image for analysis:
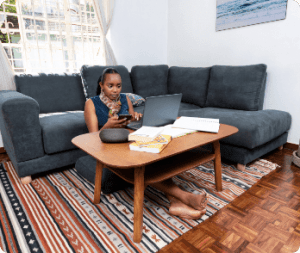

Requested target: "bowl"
[{"left": 292, "top": 150, "right": 300, "bottom": 168}]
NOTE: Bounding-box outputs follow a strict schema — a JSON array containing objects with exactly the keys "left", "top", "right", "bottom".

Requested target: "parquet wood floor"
[
  {"left": 1, "top": 146, "right": 299, "bottom": 252},
  {"left": 158, "top": 146, "right": 300, "bottom": 253}
]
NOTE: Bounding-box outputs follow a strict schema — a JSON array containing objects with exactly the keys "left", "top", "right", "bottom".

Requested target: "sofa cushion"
[
  {"left": 75, "top": 155, "right": 131, "bottom": 194},
  {"left": 15, "top": 73, "right": 86, "bottom": 113},
  {"left": 179, "top": 102, "right": 201, "bottom": 112},
  {"left": 80, "top": 65, "right": 133, "bottom": 99},
  {"left": 205, "top": 64, "right": 267, "bottom": 111},
  {"left": 130, "top": 65, "right": 169, "bottom": 98},
  {"left": 39, "top": 111, "right": 88, "bottom": 154},
  {"left": 178, "top": 108, "right": 291, "bottom": 149},
  {"left": 168, "top": 66, "right": 211, "bottom": 107}
]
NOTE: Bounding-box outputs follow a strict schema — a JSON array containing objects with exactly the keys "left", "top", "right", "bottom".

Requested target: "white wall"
[
  {"left": 168, "top": 0, "right": 300, "bottom": 144},
  {"left": 109, "top": 0, "right": 168, "bottom": 71}
]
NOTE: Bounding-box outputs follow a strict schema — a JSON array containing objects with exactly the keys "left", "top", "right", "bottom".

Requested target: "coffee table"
[{"left": 71, "top": 124, "right": 238, "bottom": 243}]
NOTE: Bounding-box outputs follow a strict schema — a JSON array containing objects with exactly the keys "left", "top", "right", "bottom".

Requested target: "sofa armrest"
[{"left": 0, "top": 90, "right": 45, "bottom": 166}]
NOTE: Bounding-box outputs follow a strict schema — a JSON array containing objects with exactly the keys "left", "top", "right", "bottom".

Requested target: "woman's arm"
[
  {"left": 84, "top": 99, "right": 128, "bottom": 131},
  {"left": 126, "top": 96, "right": 143, "bottom": 121},
  {"left": 84, "top": 99, "right": 99, "bottom": 133}
]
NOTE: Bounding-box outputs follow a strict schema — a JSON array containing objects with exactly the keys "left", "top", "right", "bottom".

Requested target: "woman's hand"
[
  {"left": 132, "top": 111, "right": 143, "bottom": 122},
  {"left": 103, "top": 115, "right": 130, "bottom": 129}
]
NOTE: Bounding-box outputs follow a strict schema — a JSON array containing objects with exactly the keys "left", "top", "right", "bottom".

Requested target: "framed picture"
[{"left": 216, "top": 0, "right": 288, "bottom": 31}]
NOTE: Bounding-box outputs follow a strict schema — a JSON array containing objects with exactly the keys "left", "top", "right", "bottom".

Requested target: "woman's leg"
[{"left": 150, "top": 178, "right": 207, "bottom": 211}]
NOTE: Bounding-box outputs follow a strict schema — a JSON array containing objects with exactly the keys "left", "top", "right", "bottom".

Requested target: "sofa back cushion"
[
  {"left": 15, "top": 73, "right": 86, "bottom": 113},
  {"left": 167, "top": 66, "right": 211, "bottom": 107},
  {"left": 80, "top": 65, "right": 133, "bottom": 99},
  {"left": 130, "top": 65, "right": 169, "bottom": 98},
  {"left": 205, "top": 64, "right": 267, "bottom": 111}
]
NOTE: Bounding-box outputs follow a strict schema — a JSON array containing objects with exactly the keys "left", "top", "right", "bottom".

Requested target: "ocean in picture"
[{"left": 216, "top": 0, "right": 288, "bottom": 31}]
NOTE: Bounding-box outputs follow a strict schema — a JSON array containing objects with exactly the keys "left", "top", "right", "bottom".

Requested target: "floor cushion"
[{"left": 75, "top": 155, "right": 131, "bottom": 194}]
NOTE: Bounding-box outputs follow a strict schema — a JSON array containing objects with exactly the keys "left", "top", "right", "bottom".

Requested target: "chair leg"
[
  {"left": 237, "top": 163, "right": 246, "bottom": 171},
  {"left": 278, "top": 145, "right": 283, "bottom": 151},
  {"left": 21, "top": 176, "right": 32, "bottom": 184}
]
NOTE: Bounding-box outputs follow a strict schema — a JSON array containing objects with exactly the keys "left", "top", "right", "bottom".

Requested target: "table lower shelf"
[{"left": 107, "top": 148, "right": 215, "bottom": 185}]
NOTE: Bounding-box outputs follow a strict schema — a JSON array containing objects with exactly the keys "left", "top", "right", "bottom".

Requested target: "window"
[{"left": 0, "top": 0, "right": 105, "bottom": 74}]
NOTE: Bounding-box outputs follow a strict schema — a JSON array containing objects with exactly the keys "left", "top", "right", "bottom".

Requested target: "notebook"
[{"left": 126, "top": 93, "right": 182, "bottom": 130}]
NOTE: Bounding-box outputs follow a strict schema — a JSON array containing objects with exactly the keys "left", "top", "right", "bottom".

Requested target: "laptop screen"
[{"left": 139, "top": 93, "right": 182, "bottom": 127}]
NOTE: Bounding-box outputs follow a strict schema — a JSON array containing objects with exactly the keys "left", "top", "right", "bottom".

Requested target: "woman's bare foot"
[
  {"left": 168, "top": 196, "right": 206, "bottom": 220},
  {"left": 182, "top": 191, "right": 208, "bottom": 211}
]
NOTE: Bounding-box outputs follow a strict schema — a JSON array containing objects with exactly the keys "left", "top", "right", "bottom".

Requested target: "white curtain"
[
  {"left": 0, "top": 42, "right": 16, "bottom": 90},
  {"left": 92, "top": 0, "right": 117, "bottom": 65}
]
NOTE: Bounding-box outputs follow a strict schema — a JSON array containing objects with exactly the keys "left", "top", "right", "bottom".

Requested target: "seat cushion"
[
  {"left": 168, "top": 66, "right": 211, "bottom": 107},
  {"left": 15, "top": 73, "right": 86, "bottom": 113},
  {"left": 39, "top": 111, "right": 88, "bottom": 154},
  {"left": 179, "top": 108, "right": 292, "bottom": 149},
  {"left": 179, "top": 102, "right": 202, "bottom": 112},
  {"left": 130, "top": 65, "right": 169, "bottom": 98},
  {"left": 80, "top": 65, "right": 133, "bottom": 99},
  {"left": 205, "top": 64, "right": 267, "bottom": 111},
  {"left": 75, "top": 155, "right": 131, "bottom": 194}
]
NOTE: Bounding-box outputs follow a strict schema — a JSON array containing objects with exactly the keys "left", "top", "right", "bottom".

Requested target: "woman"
[{"left": 84, "top": 68, "right": 208, "bottom": 219}]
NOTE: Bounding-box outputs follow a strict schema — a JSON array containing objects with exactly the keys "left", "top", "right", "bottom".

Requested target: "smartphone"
[{"left": 118, "top": 114, "right": 132, "bottom": 120}]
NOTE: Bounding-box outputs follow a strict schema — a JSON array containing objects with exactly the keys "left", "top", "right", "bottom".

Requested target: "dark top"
[{"left": 90, "top": 94, "right": 129, "bottom": 127}]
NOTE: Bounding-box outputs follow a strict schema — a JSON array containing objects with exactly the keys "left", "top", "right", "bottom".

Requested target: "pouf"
[{"left": 75, "top": 155, "right": 131, "bottom": 194}]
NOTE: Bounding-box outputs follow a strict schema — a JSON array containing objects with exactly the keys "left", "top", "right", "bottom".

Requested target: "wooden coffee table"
[{"left": 72, "top": 124, "right": 238, "bottom": 243}]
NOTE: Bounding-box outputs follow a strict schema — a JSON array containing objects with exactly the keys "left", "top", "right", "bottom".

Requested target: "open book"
[
  {"left": 129, "top": 134, "right": 172, "bottom": 153},
  {"left": 172, "top": 117, "right": 220, "bottom": 133}
]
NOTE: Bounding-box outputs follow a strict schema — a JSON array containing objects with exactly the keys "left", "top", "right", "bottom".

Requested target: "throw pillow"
[{"left": 123, "top": 93, "right": 145, "bottom": 107}]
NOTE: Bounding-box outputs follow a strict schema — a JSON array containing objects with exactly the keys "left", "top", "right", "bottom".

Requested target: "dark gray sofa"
[{"left": 0, "top": 64, "right": 291, "bottom": 184}]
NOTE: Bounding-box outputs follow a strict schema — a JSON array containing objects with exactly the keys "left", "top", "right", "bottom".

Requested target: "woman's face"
[{"left": 100, "top": 73, "right": 122, "bottom": 100}]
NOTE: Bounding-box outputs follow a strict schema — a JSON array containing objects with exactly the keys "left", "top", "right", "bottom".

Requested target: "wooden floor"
[
  {"left": 158, "top": 146, "right": 300, "bottom": 253},
  {"left": 1, "top": 146, "right": 299, "bottom": 253}
]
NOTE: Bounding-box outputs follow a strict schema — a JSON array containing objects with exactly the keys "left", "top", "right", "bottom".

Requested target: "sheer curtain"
[
  {"left": 92, "top": 0, "right": 117, "bottom": 65},
  {"left": 0, "top": 41, "right": 16, "bottom": 90}
]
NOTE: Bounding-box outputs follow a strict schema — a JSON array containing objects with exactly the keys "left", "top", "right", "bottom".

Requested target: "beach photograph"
[{"left": 216, "top": 0, "right": 288, "bottom": 31}]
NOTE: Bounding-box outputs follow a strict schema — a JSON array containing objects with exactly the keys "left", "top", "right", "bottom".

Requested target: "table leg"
[
  {"left": 133, "top": 166, "right": 145, "bottom": 243},
  {"left": 94, "top": 160, "right": 103, "bottom": 204},
  {"left": 213, "top": 140, "right": 222, "bottom": 191}
]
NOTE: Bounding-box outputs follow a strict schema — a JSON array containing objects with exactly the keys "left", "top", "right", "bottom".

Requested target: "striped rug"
[{"left": 0, "top": 159, "right": 278, "bottom": 253}]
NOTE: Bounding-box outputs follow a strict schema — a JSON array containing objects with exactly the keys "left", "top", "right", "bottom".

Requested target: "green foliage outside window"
[{"left": 0, "top": 31, "right": 9, "bottom": 43}]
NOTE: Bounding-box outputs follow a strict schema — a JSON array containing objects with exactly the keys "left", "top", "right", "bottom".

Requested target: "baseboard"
[
  {"left": 0, "top": 147, "right": 6, "bottom": 154},
  {"left": 284, "top": 142, "right": 298, "bottom": 150}
]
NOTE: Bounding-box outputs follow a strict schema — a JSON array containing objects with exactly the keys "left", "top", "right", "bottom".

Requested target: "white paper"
[
  {"left": 160, "top": 124, "right": 197, "bottom": 138},
  {"left": 131, "top": 126, "right": 164, "bottom": 139},
  {"left": 172, "top": 117, "right": 220, "bottom": 133}
]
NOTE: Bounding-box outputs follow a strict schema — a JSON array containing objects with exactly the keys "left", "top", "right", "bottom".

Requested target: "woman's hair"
[{"left": 96, "top": 68, "right": 120, "bottom": 95}]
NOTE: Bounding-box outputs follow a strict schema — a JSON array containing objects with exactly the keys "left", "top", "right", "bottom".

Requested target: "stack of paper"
[
  {"left": 160, "top": 124, "right": 197, "bottom": 138},
  {"left": 172, "top": 117, "right": 220, "bottom": 133}
]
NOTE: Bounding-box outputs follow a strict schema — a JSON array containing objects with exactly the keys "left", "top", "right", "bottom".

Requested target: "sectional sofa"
[{"left": 0, "top": 64, "right": 292, "bottom": 184}]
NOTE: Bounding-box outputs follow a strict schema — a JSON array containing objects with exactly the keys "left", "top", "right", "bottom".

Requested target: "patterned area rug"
[{"left": 0, "top": 159, "right": 278, "bottom": 253}]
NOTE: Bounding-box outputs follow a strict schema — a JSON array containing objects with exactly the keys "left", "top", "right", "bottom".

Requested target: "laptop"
[{"left": 126, "top": 93, "right": 182, "bottom": 130}]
